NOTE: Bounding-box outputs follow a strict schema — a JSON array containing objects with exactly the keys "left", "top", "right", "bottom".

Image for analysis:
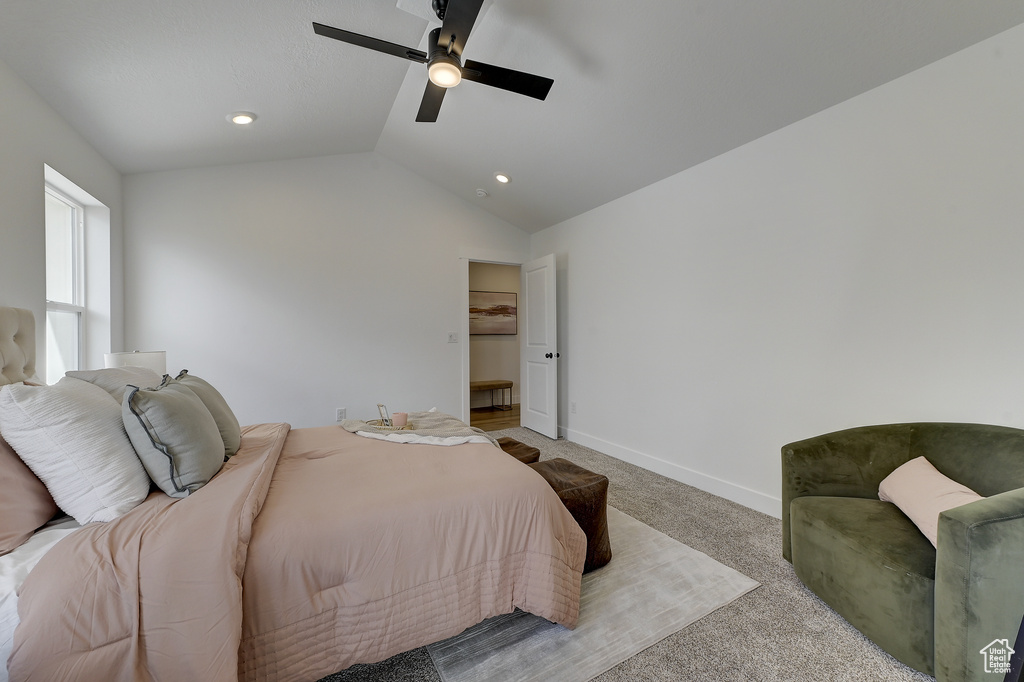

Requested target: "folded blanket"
[{"left": 341, "top": 410, "right": 498, "bottom": 447}]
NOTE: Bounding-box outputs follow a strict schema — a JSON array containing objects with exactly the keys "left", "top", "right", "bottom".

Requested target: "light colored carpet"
[{"left": 426, "top": 506, "right": 759, "bottom": 682}]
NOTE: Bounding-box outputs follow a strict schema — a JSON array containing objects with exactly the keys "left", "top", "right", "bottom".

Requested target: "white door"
[{"left": 520, "top": 254, "right": 558, "bottom": 438}]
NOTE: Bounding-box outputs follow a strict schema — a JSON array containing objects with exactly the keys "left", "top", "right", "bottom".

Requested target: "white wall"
[
  {"left": 123, "top": 152, "right": 529, "bottom": 428},
  {"left": 469, "top": 262, "right": 521, "bottom": 407},
  {"left": 0, "top": 59, "right": 124, "bottom": 371},
  {"left": 531, "top": 23, "right": 1024, "bottom": 517}
]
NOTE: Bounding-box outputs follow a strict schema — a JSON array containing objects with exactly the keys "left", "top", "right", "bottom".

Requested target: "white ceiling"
[{"left": 2, "top": 1, "right": 1023, "bottom": 232}]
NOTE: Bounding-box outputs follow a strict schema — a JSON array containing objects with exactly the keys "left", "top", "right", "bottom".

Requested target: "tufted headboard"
[{"left": 0, "top": 307, "right": 38, "bottom": 386}]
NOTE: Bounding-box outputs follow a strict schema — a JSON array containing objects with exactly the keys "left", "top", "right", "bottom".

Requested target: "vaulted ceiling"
[{"left": 2, "top": 1, "right": 1023, "bottom": 232}]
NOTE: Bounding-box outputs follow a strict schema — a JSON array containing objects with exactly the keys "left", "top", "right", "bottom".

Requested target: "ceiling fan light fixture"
[
  {"left": 428, "top": 57, "right": 462, "bottom": 88},
  {"left": 229, "top": 111, "right": 257, "bottom": 125},
  {"left": 313, "top": 5, "right": 553, "bottom": 122}
]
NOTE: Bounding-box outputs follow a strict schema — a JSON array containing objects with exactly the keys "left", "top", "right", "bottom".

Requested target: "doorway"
[{"left": 468, "top": 262, "right": 521, "bottom": 431}]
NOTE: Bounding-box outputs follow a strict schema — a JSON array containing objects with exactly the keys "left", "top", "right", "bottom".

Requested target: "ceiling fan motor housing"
[
  {"left": 428, "top": 27, "right": 459, "bottom": 60},
  {"left": 427, "top": 26, "right": 462, "bottom": 87}
]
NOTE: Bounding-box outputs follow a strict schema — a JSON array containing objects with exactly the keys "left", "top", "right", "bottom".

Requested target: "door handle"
[{"left": 544, "top": 353, "right": 561, "bottom": 359}]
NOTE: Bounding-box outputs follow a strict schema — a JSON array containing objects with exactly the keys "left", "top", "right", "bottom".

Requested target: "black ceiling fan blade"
[
  {"left": 462, "top": 60, "right": 554, "bottom": 100},
  {"left": 416, "top": 81, "right": 447, "bottom": 122},
  {"left": 313, "top": 22, "right": 427, "bottom": 63},
  {"left": 437, "top": 0, "right": 484, "bottom": 57}
]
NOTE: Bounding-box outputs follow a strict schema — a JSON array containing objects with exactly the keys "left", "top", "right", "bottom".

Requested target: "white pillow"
[
  {"left": 0, "top": 377, "right": 151, "bottom": 524},
  {"left": 66, "top": 366, "right": 164, "bottom": 404},
  {"left": 878, "top": 456, "right": 983, "bottom": 547}
]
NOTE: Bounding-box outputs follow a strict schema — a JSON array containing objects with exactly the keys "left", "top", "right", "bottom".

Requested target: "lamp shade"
[{"left": 104, "top": 351, "right": 167, "bottom": 376}]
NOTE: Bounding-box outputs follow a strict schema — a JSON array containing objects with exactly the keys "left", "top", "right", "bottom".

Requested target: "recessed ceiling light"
[
  {"left": 494, "top": 173, "right": 510, "bottom": 184},
  {"left": 228, "top": 112, "right": 257, "bottom": 125}
]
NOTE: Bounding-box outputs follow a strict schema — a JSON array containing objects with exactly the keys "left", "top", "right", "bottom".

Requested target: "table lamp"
[{"left": 104, "top": 350, "right": 167, "bottom": 376}]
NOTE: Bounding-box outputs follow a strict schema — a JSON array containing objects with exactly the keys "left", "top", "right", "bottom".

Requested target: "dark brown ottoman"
[
  {"left": 528, "top": 458, "right": 611, "bottom": 572},
  {"left": 497, "top": 437, "right": 541, "bottom": 464}
]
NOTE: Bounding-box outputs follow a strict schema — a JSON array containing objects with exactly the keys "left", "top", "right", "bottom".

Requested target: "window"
[
  {"left": 45, "top": 187, "right": 85, "bottom": 384},
  {"left": 43, "top": 164, "right": 113, "bottom": 382}
]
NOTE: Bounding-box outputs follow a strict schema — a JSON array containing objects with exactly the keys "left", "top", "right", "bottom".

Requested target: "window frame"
[{"left": 44, "top": 184, "right": 87, "bottom": 379}]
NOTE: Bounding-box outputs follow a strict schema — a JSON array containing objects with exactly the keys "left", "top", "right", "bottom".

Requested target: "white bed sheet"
[{"left": 1, "top": 517, "right": 80, "bottom": 682}]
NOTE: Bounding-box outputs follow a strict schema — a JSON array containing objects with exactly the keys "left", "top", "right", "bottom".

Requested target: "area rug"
[{"left": 427, "top": 506, "right": 760, "bottom": 682}]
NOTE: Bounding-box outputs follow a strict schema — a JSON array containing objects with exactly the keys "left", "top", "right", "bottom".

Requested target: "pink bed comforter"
[{"left": 9, "top": 424, "right": 585, "bottom": 681}]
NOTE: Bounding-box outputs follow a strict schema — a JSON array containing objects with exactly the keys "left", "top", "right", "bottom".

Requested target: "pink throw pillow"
[
  {"left": 0, "top": 432, "right": 58, "bottom": 554},
  {"left": 879, "top": 456, "right": 983, "bottom": 547}
]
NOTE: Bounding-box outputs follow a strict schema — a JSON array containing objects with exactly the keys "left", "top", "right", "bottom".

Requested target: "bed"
[{"left": 0, "top": 307, "right": 586, "bottom": 681}]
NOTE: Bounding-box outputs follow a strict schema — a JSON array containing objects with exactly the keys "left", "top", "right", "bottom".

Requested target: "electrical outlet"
[
  {"left": 570, "top": 401, "right": 577, "bottom": 414},
  {"left": 447, "top": 332, "right": 458, "bottom": 343},
  {"left": 336, "top": 407, "right": 346, "bottom": 422}
]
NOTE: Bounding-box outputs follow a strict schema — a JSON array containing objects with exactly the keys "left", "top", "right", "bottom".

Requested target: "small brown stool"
[
  {"left": 497, "top": 437, "right": 541, "bottom": 464},
  {"left": 528, "top": 458, "right": 611, "bottom": 573}
]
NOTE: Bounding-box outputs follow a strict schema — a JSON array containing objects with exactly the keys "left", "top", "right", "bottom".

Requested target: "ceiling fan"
[{"left": 313, "top": 0, "right": 553, "bottom": 122}]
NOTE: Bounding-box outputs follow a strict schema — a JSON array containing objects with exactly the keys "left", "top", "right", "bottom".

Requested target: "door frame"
[{"left": 458, "top": 249, "right": 527, "bottom": 424}]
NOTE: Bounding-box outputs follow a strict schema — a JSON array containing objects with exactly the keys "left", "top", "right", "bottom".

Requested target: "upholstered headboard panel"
[{"left": 0, "top": 307, "right": 37, "bottom": 386}]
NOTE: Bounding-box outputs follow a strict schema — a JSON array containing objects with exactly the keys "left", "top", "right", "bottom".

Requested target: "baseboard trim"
[{"left": 560, "top": 426, "right": 782, "bottom": 519}]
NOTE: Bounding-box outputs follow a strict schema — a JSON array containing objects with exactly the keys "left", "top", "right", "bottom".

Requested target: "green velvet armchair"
[{"left": 782, "top": 423, "right": 1024, "bottom": 681}]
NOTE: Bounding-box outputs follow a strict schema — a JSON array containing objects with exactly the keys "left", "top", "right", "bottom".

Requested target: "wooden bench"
[{"left": 470, "top": 379, "right": 513, "bottom": 410}]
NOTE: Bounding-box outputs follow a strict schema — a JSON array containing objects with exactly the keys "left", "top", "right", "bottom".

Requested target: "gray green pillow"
[
  {"left": 122, "top": 379, "right": 224, "bottom": 498},
  {"left": 173, "top": 370, "right": 241, "bottom": 457}
]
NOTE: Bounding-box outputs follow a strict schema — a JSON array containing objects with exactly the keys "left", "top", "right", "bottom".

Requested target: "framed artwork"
[{"left": 469, "top": 291, "right": 518, "bottom": 335}]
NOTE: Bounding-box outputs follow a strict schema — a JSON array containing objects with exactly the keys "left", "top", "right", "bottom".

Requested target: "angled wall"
[{"left": 0, "top": 58, "right": 124, "bottom": 372}]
